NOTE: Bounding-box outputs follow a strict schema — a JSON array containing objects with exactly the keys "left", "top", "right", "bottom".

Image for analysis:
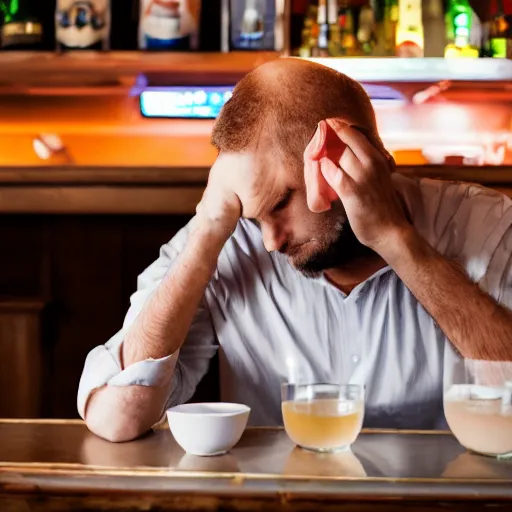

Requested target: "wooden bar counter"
[{"left": 0, "top": 420, "right": 511, "bottom": 511}]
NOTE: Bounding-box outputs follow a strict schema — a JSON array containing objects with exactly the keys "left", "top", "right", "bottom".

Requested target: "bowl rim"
[{"left": 166, "top": 402, "right": 251, "bottom": 417}]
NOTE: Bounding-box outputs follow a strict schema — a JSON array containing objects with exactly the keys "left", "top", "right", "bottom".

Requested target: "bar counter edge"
[{"left": 0, "top": 420, "right": 511, "bottom": 512}]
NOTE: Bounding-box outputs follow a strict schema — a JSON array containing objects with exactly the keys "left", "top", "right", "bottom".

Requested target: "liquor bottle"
[
  {"left": 379, "top": 0, "right": 398, "bottom": 56},
  {"left": 469, "top": 9, "right": 482, "bottom": 51},
  {"left": 444, "top": 0, "right": 479, "bottom": 58},
  {"left": 139, "top": 0, "right": 201, "bottom": 50},
  {"left": 488, "top": 0, "right": 511, "bottom": 58},
  {"left": 224, "top": 0, "right": 285, "bottom": 52},
  {"left": 313, "top": 0, "right": 329, "bottom": 56},
  {"left": 327, "top": 0, "right": 342, "bottom": 56},
  {"left": 0, "top": 0, "right": 43, "bottom": 49},
  {"left": 239, "top": 0, "right": 264, "bottom": 48},
  {"left": 298, "top": 2, "right": 318, "bottom": 57},
  {"left": 395, "top": 0, "right": 424, "bottom": 57},
  {"left": 422, "top": 0, "right": 445, "bottom": 56},
  {"left": 55, "top": 1, "right": 111, "bottom": 50},
  {"left": 338, "top": 0, "right": 358, "bottom": 56},
  {"left": 357, "top": 1, "right": 376, "bottom": 55}
]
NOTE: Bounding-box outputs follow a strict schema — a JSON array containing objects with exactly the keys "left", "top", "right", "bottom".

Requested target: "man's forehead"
[
  {"left": 222, "top": 145, "right": 279, "bottom": 178},
  {"left": 220, "top": 149, "right": 290, "bottom": 219}
]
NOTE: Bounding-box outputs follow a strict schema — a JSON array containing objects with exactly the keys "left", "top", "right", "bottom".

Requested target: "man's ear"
[
  {"left": 305, "top": 158, "right": 338, "bottom": 213},
  {"left": 305, "top": 121, "right": 341, "bottom": 213}
]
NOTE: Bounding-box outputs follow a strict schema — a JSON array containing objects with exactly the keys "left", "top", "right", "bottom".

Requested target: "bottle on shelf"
[
  {"left": 357, "top": 0, "right": 376, "bottom": 55},
  {"left": 297, "top": 2, "right": 319, "bottom": 57},
  {"left": 395, "top": 0, "right": 424, "bottom": 57},
  {"left": 444, "top": 0, "right": 479, "bottom": 58},
  {"left": 55, "top": 1, "right": 111, "bottom": 51},
  {"left": 223, "top": 0, "right": 286, "bottom": 52},
  {"left": 312, "top": 0, "right": 329, "bottom": 56},
  {"left": 338, "top": 0, "right": 358, "bottom": 56},
  {"left": 139, "top": 0, "right": 201, "bottom": 50},
  {"left": 0, "top": 0, "right": 43, "bottom": 50},
  {"left": 327, "top": 0, "right": 343, "bottom": 56},
  {"left": 488, "top": 0, "right": 511, "bottom": 58},
  {"left": 376, "top": 0, "right": 398, "bottom": 56},
  {"left": 422, "top": 0, "right": 445, "bottom": 56},
  {"left": 239, "top": 0, "right": 265, "bottom": 49},
  {"left": 469, "top": 8, "right": 482, "bottom": 52}
]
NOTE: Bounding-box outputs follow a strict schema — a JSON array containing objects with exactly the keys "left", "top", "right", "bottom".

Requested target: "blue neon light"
[
  {"left": 140, "top": 86, "right": 234, "bottom": 119},
  {"left": 140, "top": 84, "right": 405, "bottom": 119}
]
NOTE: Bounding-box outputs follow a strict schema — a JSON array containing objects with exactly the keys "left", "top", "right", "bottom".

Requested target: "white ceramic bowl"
[{"left": 166, "top": 402, "right": 250, "bottom": 456}]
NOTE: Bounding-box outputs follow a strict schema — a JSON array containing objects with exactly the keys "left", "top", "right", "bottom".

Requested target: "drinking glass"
[
  {"left": 444, "top": 358, "right": 512, "bottom": 459},
  {"left": 281, "top": 383, "right": 364, "bottom": 453}
]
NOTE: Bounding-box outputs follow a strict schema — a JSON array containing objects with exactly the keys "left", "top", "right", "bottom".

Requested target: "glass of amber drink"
[{"left": 281, "top": 383, "right": 364, "bottom": 453}]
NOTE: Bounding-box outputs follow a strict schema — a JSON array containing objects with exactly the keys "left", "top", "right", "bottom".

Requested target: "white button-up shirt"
[{"left": 78, "top": 175, "right": 512, "bottom": 429}]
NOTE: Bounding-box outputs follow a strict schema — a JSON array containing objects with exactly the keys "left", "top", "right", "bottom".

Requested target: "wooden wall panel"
[
  {"left": 0, "top": 216, "right": 45, "bottom": 298},
  {"left": 48, "top": 217, "right": 125, "bottom": 418},
  {"left": 0, "top": 301, "right": 45, "bottom": 417},
  {"left": 46, "top": 215, "right": 203, "bottom": 418},
  {"left": 0, "top": 214, "right": 219, "bottom": 419}
]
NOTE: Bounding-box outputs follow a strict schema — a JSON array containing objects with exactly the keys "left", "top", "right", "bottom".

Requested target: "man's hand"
[
  {"left": 304, "top": 118, "right": 410, "bottom": 255},
  {"left": 195, "top": 152, "right": 245, "bottom": 238},
  {"left": 304, "top": 118, "right": 512, "bottom": 363}
]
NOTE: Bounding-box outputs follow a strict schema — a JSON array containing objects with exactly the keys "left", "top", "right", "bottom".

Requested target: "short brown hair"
[{"left": 211, "top": 59, "right": 381, "bottom": 169}]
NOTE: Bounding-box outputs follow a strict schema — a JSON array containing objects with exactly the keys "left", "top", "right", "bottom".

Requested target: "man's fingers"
[
  {"left": 319, "top": 157, "right": 344, "bottom": 195},
  {"left": 326, "top": 118, "right": 380, "bottom": 166},
  {"left": 320, "top": 144, "right": 360, "bottom": 197}
]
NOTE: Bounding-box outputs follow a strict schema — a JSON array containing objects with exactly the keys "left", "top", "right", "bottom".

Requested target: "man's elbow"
[
  {"left": 86, "top": 415, "right": 148, "bottom": 443},
  {"left": 84, "top": 386, "right": 159, "bottom": 443}
]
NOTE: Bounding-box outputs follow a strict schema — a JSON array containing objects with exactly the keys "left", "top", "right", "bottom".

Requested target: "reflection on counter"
[
  {"left": 442, "top": 451, "right": 512, "bottom": 480},
  {"left": 283, "top": 447, "right": 367, "bottom": 478},
  {"left": 177, "top": 453, "right": 241, "bottom": 473},
  {"left": 5, "top": 423, "right": 512, "bottom": 482}
]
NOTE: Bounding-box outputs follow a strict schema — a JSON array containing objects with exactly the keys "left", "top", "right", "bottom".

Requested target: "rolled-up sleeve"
[{"left": 77, "top": 221, "right": 218, "bottom": 419}]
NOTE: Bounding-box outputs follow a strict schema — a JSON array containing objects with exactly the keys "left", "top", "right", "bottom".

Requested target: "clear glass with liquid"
[
  {"left": 281, "top": 383, "right": 364, "bottom": 453},
  {"left": 444, "top": 359, "right": 512, "bottom": 459}
]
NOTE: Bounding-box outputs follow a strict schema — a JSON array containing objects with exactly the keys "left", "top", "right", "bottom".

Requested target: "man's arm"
[
  {"left": 85, "top": 223, "right": 232, "bottom": 442},
  {"left": 307, "top": 119, "right": 512, "bottom": 362},
  {"left": 381, "top": 226, "right": 512, "bottom": 361},
  {"left": 84, "top": 154, "right": 243, "bottom": 442},
  {"left": 121, "top": 222, "right": 231, "bottom": 366}
]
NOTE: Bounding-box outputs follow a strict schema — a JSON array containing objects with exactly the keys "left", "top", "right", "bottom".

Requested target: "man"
[{"left": 79, "top": 58, "right": 512, "bottom": 442}]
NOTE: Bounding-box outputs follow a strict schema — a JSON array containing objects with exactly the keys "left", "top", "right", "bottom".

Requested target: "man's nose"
[{"left": 261, "top": 222, "right": 286, "bottom": 253}]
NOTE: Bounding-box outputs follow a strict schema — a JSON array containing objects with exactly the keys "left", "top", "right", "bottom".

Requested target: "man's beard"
[{"left": 288, "top": 217, "right": 376, "bottom": 278}]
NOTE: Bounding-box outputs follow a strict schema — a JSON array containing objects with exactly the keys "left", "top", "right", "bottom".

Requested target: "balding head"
[
  {"left": 211, "top": 58, "right": 382, "bottom": 172},
  {"left": 210, "top": 59, "right": 383, "bottom": 276}
]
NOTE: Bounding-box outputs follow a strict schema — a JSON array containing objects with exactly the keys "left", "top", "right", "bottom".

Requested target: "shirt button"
[{"left": 352, "top": 355, "right": 359, "bottom": 363}]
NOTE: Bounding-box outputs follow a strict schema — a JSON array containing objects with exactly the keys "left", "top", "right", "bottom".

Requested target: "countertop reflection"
[
  {"left": 1, "top": 421, "right": 511, "bottom": 510},
  {"left": 0, "top": 420, "right": 511, "bottom": 483}
]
